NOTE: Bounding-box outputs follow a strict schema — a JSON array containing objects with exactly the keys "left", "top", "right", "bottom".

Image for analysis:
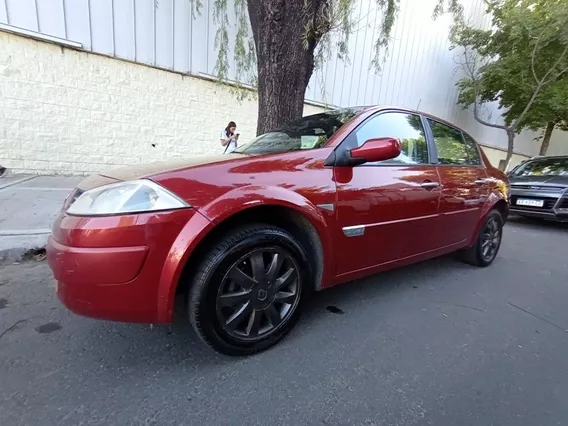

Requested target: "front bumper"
[
  {"left": 47, "top": 208, "right": 199, "bottom": 323},
  {"left": 509, "top": 189, "right": 568, "bottom": 222}
]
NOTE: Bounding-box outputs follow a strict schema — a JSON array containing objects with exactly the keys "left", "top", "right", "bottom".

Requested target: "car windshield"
[
  {"left": 512, "top": 157, "right": 568, "bottom": 177},
  {"left": 234, "top": 108, "right": 365, "bottom": 155}
]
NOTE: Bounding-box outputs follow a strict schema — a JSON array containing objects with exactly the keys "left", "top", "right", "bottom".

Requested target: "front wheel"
[
  {"left": 188, "top": 224, "right": 309, "bottom": 356},
  {"left": 460, "top": 209, "right": 504, "bottom": 267}
]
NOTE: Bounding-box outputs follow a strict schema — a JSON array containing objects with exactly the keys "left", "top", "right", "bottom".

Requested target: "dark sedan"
[{"left": 508, "top": 156, "right": 568, "bottom": 222}]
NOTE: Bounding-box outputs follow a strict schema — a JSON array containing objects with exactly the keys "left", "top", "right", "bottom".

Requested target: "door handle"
[
  {"left": 420, "top": 182, "right": 440, "bottom": 189},
  {"left": 474, "top": 179, "right": 488, "bottom": 185}
]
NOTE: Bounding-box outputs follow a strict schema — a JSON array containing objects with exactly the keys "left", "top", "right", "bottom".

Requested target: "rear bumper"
[{"left": 47, "top": 208, "right": 202, "bottom": 323}]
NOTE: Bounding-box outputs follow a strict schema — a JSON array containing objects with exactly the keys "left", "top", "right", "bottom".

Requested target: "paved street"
[
  {"left": 0, "top": 176, "right": 82, "bottom": 261},
  {"left": 1, "top": 217, "right": 567, "bottom": 426}
]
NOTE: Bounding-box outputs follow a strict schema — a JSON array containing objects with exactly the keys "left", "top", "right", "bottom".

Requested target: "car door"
[
  {"left": 334, "top": 110, "right": 443, "bottom": 277},
  {"left": 426, "top": 119, "right": 490, "bottom": 247}
]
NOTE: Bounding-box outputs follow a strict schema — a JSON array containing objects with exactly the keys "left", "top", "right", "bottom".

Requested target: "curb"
[
  {"left": 0, "top": 247, "right": 32, "bottom": 263},
  {"left": 0, "top": 229, "right": 52, "bottom": 237},
  {"left": 0, "top": 175, "right": 50, "bottom": 264},
  {"left": 0, "top": 246, "right": 47, "bottom": 264},
  {"left": 0, "top": 234, "right": 49, "bottom": 264},
  {"left": 0, "top": 245, "right": 47, "bottom": 264},
  {"left": 0, "top": 175, "right": 37, "bottom": 191}
]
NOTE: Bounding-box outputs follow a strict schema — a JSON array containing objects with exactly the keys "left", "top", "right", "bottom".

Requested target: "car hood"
[
  {"left": 77, "top": 154, "right": 244, "bottom": 191},
  {"left": 509, "top": 175, "right": 568, "bottom": 187}
]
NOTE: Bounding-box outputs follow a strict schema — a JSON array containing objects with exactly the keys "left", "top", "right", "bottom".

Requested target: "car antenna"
[{"left": 416, "top": 99, "right": 422, "bottom": 110}]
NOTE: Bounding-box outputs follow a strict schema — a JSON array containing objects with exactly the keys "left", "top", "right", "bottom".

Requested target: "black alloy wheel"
[
  {"left": 189, "top": 224, "right": 309, "bottom": 356},
  {"left": 480, "top": 214, "right": 502, "bottom": 263},
  {"left": 216, "top": 248, "right": 301, "bottom": 341},
  {"left": 460, "top": 209, "right": 504, "bottom": 267}
]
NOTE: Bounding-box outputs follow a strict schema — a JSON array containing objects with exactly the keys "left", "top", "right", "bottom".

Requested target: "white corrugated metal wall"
[
  {"left": 0, "top": 0, "right": 564, "bottom": 156},
  {"left": 0, "top": 0, "right": 491, "bottom": 109}
]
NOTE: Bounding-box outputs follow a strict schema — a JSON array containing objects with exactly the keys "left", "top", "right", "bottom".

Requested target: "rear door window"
[
  {"left": 427, "top": 119, "right": 469, "bottom": 165},
  {"left": 462, "top": 133, "right": 482, "bottom": 165}
]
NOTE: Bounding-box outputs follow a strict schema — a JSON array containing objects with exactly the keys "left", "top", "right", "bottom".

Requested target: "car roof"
[
  {"left": 526, "top": 155, "right": 568, "bottom": 161},
  {"left": 347, "top": 105, "right": 469, "bottom": 134}
]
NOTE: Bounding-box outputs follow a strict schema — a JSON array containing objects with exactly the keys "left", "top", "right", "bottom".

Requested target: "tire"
[
  {"left": 188, "top": 224, "right": 310, "bottom": 356},
  {"left": 460, "top": 209, "right": 504, "bottom": 267}
]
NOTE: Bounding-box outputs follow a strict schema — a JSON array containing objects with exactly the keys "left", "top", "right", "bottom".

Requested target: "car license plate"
[{"left": 516, "top": 198, "right": 544, "bottom": 207}]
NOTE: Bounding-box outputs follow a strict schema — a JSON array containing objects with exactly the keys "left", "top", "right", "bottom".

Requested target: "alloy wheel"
[
  {"left": 216, "top": 248, "right": 301, "bottom": 341},
  {"left": 480, "top": 216, "right": 501, "bottom": 262}
]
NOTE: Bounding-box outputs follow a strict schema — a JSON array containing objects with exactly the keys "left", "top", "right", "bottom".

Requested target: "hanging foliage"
[{"left": 157, "top": 0, "right": 464, "bottom": 134}]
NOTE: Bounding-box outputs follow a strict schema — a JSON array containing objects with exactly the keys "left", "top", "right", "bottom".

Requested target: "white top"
[{"left": 220, "top": 130, "right": 237, "bottom": 154}]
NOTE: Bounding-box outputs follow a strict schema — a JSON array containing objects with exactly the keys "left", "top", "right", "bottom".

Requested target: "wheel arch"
[
  {"left": 493, "top": 198, "right": 509, "bottom": 222},
  {"left": 181, "top": 204, "right": 326, "bottom": 292},
  {"left": 157, "top": 192, "right": 333, "bottom": 323},
  {"left": 466, "top": 194, "right": 509, "bottom": 248}
]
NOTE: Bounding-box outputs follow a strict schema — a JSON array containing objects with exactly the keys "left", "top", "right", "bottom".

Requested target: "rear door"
[
  {"left": 334, "top": 110, "right": 443, "bottom": 277},
  {"left": 426, "top": 119, "right": 489, "bottom": 247}
]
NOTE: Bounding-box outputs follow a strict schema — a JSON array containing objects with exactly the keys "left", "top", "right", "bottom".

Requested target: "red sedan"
[{"left": 47, "top": 107, "right": 509, "bottom": 356}]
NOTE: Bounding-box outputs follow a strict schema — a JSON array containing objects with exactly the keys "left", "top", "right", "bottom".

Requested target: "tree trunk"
[
  {"left": 539, "top": 121, "right": 555, "bottom": 156},
  {"left": 247, "top": 0, "right": 325, "bottom": 135},
  {"left": 501, "top": 129, "right": 515, "bottom": 172}
]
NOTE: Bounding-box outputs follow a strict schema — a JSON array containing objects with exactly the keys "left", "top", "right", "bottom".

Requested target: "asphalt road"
[{"left": 1, "top": 217, "right": 567, "bottom": 426}]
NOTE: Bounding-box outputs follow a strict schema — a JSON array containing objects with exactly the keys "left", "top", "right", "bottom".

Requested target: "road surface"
[{"left": 1, "top": 217, "right": 567, "bottom": 425}]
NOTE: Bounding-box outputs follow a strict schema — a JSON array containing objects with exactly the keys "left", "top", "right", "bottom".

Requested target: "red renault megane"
[{"left": 47, "top": 106, "right": 509, "bottom": 355}]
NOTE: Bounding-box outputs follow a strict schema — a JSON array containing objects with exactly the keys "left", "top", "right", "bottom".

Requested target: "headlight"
[{"left": 66, "top": 179, "right": 189, "bottom": 216}]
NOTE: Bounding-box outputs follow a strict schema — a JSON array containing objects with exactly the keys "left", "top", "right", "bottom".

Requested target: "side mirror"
[{"left": 350, "top": 137, "right": 401, "bottom": 165}]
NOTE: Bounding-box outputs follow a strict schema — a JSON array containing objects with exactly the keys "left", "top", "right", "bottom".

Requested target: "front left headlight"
[{"left": 66, "top": 179, "right": 189, "bottom": 216}]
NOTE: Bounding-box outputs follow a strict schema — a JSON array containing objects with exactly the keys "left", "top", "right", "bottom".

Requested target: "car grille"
[
  {"left": 511, "top": 184, "right": 566, "bottom": 192},
  {"left": 510, "top": 195, "right": 558, "bottom": 210}
]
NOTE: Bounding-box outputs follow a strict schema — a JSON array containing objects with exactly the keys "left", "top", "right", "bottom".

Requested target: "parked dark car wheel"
[
  {"left": 188, "top": 224, "right": 309, "bottom": 356},
  {"left": 460, "top": 209, "right": 504, "bottom": 267}
]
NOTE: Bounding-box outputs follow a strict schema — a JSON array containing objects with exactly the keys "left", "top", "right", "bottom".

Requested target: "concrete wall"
[
  {"left": 0, "top": 31, "right": 564, "bottom": 175},
  {"left": 0, "top": 0, "right": 494, "bottom": 109},
  {"left": 479, "top": 146, "right": 530, "bottom": 170},
  {"left": 2, "top": 0, "right": 566, "bottom": 161},
  {"left": 0, "top": 32, "right": 324, "bottom": 175}
]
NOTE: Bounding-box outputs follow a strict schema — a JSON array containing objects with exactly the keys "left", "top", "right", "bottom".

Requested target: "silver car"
[{"left": 508, "top": 156, "right": 568, "bottom": 222}]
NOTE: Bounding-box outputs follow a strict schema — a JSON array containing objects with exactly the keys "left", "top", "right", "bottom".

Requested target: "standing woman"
[{"left": 220, "top": 121, "right": 239, "bottom": 154}]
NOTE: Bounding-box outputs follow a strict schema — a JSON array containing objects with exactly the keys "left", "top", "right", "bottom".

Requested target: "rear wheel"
[
  {"left": 188, "top": 224, "right": 309, "bottom": 356},
  {"left": 460, "top": 209, "right": 503, "bottom": 267}
]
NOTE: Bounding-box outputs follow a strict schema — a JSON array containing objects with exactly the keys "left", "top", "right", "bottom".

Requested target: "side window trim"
[
  {"left": 339, "top": 109, "right": 436, "bottom": 167},
  {"left": 421, "top": 114, "right": 438, "bottom": 165},
  {"left": 461, "top": 131, "right": 484, "bottom": 167}
]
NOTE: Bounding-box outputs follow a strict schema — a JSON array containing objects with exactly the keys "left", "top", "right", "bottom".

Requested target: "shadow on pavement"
[{"left": 81, "top": 254, "right": 471, "bottom": 367}]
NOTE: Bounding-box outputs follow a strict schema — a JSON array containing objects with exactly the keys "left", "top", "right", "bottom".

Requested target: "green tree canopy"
[{"left": 451, "top": 0, "right": 568, "bottom": 167}]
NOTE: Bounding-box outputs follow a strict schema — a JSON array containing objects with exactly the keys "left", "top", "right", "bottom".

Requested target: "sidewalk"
[{"left": 0, "top": 175, "right": 82, "bottom": 262}]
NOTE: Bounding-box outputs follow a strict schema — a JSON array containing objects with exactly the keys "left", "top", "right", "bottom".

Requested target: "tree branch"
[
  {"left": 553, "top": 64, "right": 568, "bottom": 81},
  {"left": 539, "top": 45, "right": 568, "bottom": 86},
  {"left": 512, "top": 42, "right": 568, "bottom": 131},
  {"left": 530, "top": 31, "right": 542, "bottom": 84},
  {"left": 473, "top": 102, "right": 508, "bottom": 130},
  {"left": 458, "top": 45, "right": 508, "bottom": 130}
]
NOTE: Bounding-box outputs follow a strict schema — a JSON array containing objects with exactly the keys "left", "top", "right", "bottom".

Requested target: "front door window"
[{"left": 355, "top": 112, "right": 429, "bottom": 165}]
